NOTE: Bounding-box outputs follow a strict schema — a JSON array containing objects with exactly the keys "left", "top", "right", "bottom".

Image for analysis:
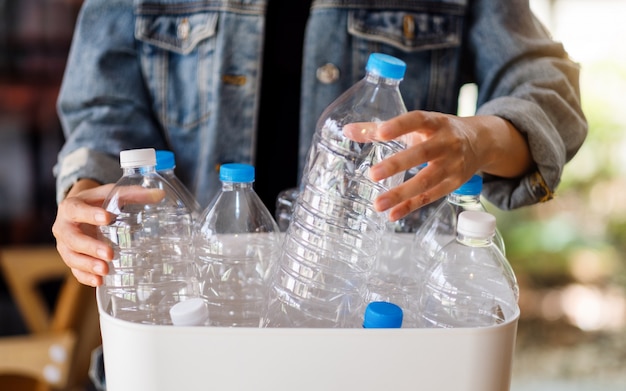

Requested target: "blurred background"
[{"left": 0, "top": 0, "right": 624, "bottom": 390}]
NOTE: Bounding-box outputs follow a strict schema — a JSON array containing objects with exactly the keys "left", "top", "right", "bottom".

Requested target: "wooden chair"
[{"left": 0, "top": 246, "right": 101, "bottom": 391}]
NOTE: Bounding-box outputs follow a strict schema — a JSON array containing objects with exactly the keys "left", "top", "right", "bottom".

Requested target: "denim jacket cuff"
[
  {"left": 476, "top": 96, "right": 566, "bottom": 209},
  {"left": 54, "top": 147, "right": 121, "bottom": 204}
]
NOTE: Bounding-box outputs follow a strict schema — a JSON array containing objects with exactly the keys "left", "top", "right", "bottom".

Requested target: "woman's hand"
[
  {"left": 52, "top": 179, "right": 115, "bottom": 287},
  {"left": 344, "top": 111, "right": 532, "bottom": 221}
]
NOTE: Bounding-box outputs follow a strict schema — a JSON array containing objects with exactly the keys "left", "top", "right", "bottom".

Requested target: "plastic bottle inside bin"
[
  {"left": 263, "top": 53, "right": 408, "bottom": 328},
  {"left": 156, "top": 150, "right": 202, "bottom": 221},
  {"left": 99, "top": 148, "right": 198, "bottom": 325},
  {"left": 364, "top": 163, "right": 443, "bottom": 327},
  {"left": 413, "top": 174, "right": 506, "bottom": 281},
  {"left": 194, "top": 163, "right": 280, "bottom": 327},
  {"left": 417, "top": 210, "right": 519, "bottom": 328},
  {"left": 275, "top": 186, "right": 299, "bottom": 232}
]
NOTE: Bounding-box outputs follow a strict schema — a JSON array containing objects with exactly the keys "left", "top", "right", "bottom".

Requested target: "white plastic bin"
[{"left": 97, "top": 289, "right": 519, "bottom": 391}]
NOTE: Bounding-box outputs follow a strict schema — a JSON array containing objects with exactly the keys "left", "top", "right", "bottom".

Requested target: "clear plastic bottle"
[
  {"left": 194, "top": 163, "right": 281, "bottom": 327},
  {"left": 274, "top": 186, "right": 299, "bottom": 233},
  {"left": 263, "top": 53, "right": 408, "bottom": 328},
  {"left": 413, "top": 174, "right": 506, "bottom": 278},
  {"left": 98, "top": 148, "right": 198, "bottom": 325},
  {"left": 156, "top": 150, "right": 202, "bottom": 221},
  {"left": 363, "top": 301, "right": 403, "bottom": 328},
  {"left": 364, "top": 163, "right": 442, "bottom": 324},
  {"left": 417, "top": 210, "right": 519, "bottom": 328}
]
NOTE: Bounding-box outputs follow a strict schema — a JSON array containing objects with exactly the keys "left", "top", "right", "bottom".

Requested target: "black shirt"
[{"left": 254, "top": 0, "right": 312, "bottom": 216}]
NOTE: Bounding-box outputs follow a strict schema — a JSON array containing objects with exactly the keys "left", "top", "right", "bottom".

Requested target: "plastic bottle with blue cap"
[
  {"left": 263, "top": 53, "right": 409, "bottom": 328},
  {"left": 155, "top": 150, "right": 202, "bottom": 221},
  {"left": 194, "top": 163, "right": 280, "bottom": 327}
]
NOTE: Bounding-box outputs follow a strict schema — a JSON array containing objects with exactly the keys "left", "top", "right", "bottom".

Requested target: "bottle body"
[
  {"left": 156, "top": 150, "right": 202, "bottom": 221},
  {"left": 275, "top": 186, "right": 300, "bottom": 232},
  {"left": 194, "top": 163, "right": 280, "bottom": 327},
  {"left": 264, "top": 53, "right": 408, "bottom": 328},
  {"left": 417, "top": 211, "right": 519, "bottom": 328},
  {"left": 364, "top": 165, "right": 443, "bottom": 327},
  {"left": 99, "top": 148, "right": 197, "bottom": 325}
]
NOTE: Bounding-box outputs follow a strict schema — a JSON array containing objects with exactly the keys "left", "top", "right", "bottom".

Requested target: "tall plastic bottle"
[
  {"left": 263, "top": 53, "right": 408, "bottom": 328},
  {"left": 194, "top": 163, "right": 280, "bottom": 327},
  {"left": 417, "top": 210, "right": 519, "bottom": 328},
  {"left": 413, "top": 174, "right": 506, "bottom": 278},
  {"left": 98, "top": 148, "right": 198, "bottom": 325},
  {"left": 156, "top": 150, "right": 202, "bottom": 221}
]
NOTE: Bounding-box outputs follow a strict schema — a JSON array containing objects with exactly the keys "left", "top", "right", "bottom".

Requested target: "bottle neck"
[
  {"left": 457, "top": 232, "right": 493, "bottom": 248},
  {"left": 123, "top": 165, "right": 156, "bottom": 176},
  {"left": 222, "top": 181, "right": 253, "bottom": 191},
  {"left": 447, "top": 192, "right": 481, "bottom": 208},
  {"left": 158, "top": 168, "right": 175, "bottom": 176},
  {"left": 364, "top": 71, "right": 402, "bottom": 88}
]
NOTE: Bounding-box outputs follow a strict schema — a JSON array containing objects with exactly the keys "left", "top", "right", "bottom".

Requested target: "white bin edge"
[{"left": 97, "top": 288, "right": 519, "bottom": 391}]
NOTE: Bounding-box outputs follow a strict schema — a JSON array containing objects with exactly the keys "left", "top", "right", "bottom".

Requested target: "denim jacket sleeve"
[
  {"left": 466, "top": 0, "right": 587, "bottom": 209},
  {"left": 54, "top": 0, "right": 166, "bottom": 203}
]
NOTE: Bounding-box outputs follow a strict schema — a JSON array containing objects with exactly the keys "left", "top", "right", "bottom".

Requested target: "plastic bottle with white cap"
[
  {"left": 98, "top": 148, "right": 198, "bottom": 325},
  {"left": 417, "top": 210, "right": 519, "bottom": 328}
]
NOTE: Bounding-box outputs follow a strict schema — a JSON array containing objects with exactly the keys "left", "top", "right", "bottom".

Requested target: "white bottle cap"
[
  {"left": 169, "top": 298, "right": 209, "bottom": 326},
  {"left": 457, "top": 210, "right": 496, "bottom": 238},
  {"left": 120, "top": 148, "right": 156, "bottom": 168}
]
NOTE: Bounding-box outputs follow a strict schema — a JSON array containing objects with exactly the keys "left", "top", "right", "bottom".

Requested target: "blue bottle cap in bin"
[{"left": 363, "top": 301, "right": 403, "bottom": 328}]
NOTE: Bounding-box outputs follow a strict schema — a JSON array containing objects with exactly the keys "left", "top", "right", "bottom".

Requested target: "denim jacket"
[{"left": 55, "top": 0, "right": 587, "bottom": 209}]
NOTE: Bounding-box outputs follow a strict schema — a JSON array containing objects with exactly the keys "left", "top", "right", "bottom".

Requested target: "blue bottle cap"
[
  {"left": 219, "top": 163, "right": 255, "bottom": 183},
  {"left": 453, "top": 174, "right": 483, "bottom": 196},
  {"left": 155, "top": 150, "right": 176, "bottom": 171},
  {"left": 366, "top": 53, "right": 406, "bottom": 80},
  {"left": 363, "top": 301, "right": 403, "bottom": 328}
]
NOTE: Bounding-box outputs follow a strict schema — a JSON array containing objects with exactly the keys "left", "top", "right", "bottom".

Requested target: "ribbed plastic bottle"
[
  {"left": 363, "top": 301, "right": 403, "bottom": 328},
  {"left": 194, "top": 163, "right": 281, "bottom": 327},
  {"left": 417, "top": 210, "right": 519, "bottom": 328},
  {"left": 156, "top": 150, "right": 202, "bottom": 221},
  {"left": 263, "top": 53, "right": 408, "bottom": 328},
  {"left": 413, "top": 174, "right": 506, "bottom": 279},
  {"left": 98, "top": 148, "right": 198, "bottom": 325}
]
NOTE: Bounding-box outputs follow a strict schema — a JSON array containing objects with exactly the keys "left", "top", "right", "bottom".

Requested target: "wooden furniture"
[{"left": 0, "top": 246, "right": 101, "bottom": 391}]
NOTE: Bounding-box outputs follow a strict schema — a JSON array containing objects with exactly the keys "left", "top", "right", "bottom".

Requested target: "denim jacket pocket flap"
[
  {"left": 136, "top": 12, "right": 218, "bottom": 55},
  {"left": 348, "top": 8, "right": 462, "bottom": 52}
]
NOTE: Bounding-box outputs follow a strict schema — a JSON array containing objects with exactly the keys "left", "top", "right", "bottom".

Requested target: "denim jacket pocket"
[
  {"left": 347, "top": 6, "right": 463, "bottom": 52},
  {"left": 135, "top": 12, "right": 218, "bottom": 55}
]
